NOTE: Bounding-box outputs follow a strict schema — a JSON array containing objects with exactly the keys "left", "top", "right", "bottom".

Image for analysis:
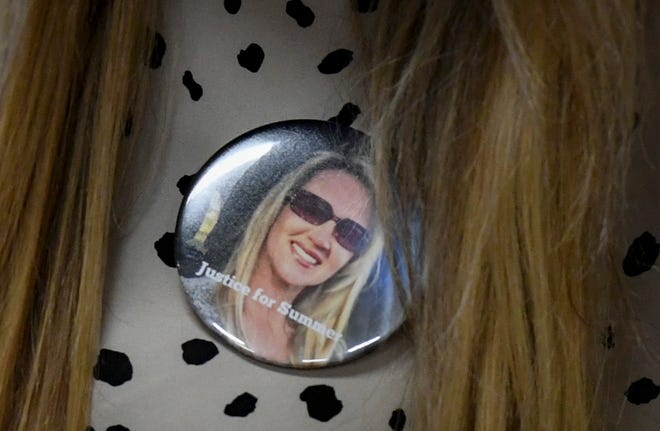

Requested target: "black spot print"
[
  {"left": 328, "top": 103, "right": 361, "bottom": 126},
  {"left": 177, "top": 174, "right": 197, "bottom": 196},
  {"left": 286, "top": 0, "right": 315, "bottom": 28},
  {"left": 237, "top": 43, "right": 265, "bottom": 73},
  {"left": 181, "top": 339, "right": 219, "bottom": 365},
  {"left": 86, "top": 427, "right": 95, "bottom": 431},
  {"left": 317, "top": 49, "right": 353, "bottom": 74},
  {"left": 625, "top": 378, "right": 660, "bottom": 405},
  {"left": 299, "top": 385, "right": 343, "bottom": 422},
  {"left": 107, "top": 426, "right": 129, "bottom": 431},
  {"left": 389, "top": 408, "right": 406, "bottom": 430},
  {"left": 601, "top": 324, "right": 615, "bottom": 349},
  {"left": 154, "top": 232, "right": 177, "bottom": 268},
  {"left": 149, "top": 32, "right": 166, "bottom": 69},
  {"left": 182, "top": 70, "right": 203, "bottom": 101},
  {"left": 622, "top": 231, "right": 659, "bottom": 276},
  {"left": 224, "top": 0, "right": 241, "bottom": 14},
  {"left": 633, "top": 112, "right": 640, "bottom": 131},
  {"left": 224, "top": 392, "right": 258, "bottom": 417},
  {"left": 93, "top": 349, "right": 133, "bottom": 387},
  {"left": 356, "top": 0, "right": 379, "bottom": 13}
]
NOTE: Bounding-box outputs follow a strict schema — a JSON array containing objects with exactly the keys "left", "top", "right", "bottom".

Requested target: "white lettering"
[
  {"left": 194, "top": 260, "right": 209, "bottom": 276},
  {"left": 193, "top": 261, "right": 343, "bottom": 340},
  {"left": 277, "top": 301, "right": 291, "bottom": 316}
]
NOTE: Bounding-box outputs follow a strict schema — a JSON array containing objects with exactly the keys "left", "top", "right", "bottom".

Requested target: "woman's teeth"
[{"left": 293, "top": 243, "right": 319, "bottom": 265}]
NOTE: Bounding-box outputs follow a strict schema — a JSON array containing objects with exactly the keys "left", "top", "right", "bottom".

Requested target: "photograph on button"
[{"left": 176, "top": 121, "right": 405, "bottom": 367}]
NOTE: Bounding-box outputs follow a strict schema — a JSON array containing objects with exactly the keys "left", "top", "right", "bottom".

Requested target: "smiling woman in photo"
[{"left": 216, "top": 151, "right": 384, "bottom": 365}]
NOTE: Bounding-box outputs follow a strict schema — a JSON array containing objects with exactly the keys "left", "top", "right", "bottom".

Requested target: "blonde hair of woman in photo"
[
  {"left": 0, "top": 0, "right": 640, "bottom": 429},
  {"left": 216, "top": 151, "right": 384, "bottom": 365}
]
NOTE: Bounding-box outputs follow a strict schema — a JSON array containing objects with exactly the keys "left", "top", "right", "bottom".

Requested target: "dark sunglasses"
[{"left": 285, "top": 189, "right": 371, "bottom": 254}]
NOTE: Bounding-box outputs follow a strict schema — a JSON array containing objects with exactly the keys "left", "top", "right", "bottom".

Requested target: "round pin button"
[{"left": 175, "top": 120, "right": 405, "bottom": 368}]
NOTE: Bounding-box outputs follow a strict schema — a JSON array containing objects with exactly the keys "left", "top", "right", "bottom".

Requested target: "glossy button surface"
[{"left": 175, "top": 120, "right": 405, "bottom": 368}]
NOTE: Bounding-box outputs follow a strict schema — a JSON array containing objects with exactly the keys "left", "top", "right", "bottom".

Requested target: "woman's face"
[{"left": 263, "top": 169, "right": 372, "bottom": 289}]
